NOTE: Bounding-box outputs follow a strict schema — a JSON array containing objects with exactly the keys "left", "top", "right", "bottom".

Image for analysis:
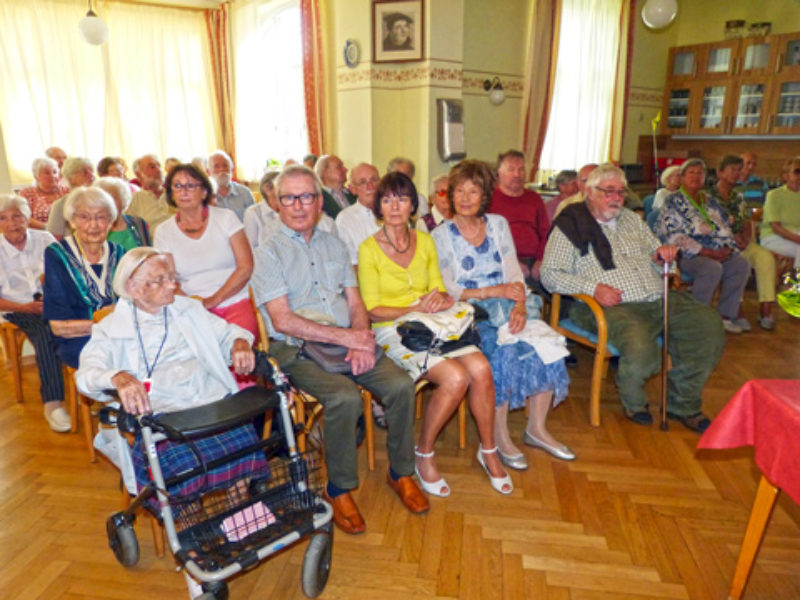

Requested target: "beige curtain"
[
  {"left": 0, "top": 0, "right": 218, "bottom": 183},
  {"left": 608, "top": 0, "right": 633, "bottom": 163},
  {"left": 538, "top": 0, "right": 625, "bottom": 174},
  {"left": 522, "top": 0, "right": 560, "bottom": 181},
  {"left": 205, "top": 3, "right": 236, "bottom": 168},
  {"left": 300, "top": 0, "right": 328, "bottom": 156}
]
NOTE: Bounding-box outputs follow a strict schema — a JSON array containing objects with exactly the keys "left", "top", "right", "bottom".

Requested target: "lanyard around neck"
[
  {"left": 133, "top": 306, "right": 169, "bottom": 379},
  {"left": 681, "top": 187, "right": 717, "bottom": 231}
]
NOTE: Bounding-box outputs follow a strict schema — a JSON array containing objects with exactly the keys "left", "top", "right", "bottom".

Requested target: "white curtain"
[
  {"left": 538, "top": 0, "right": 623, "bottom": 173},
  {"left": 0, "top": 0, "right": 218, "bottom": 183},
  {"left": 231, "top": 0, "right": 308, "bottom": 181}
]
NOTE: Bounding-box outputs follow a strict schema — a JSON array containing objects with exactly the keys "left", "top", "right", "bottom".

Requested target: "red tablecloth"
[{"left": 697, "top": 380, "right": 800, "bottom": 505}]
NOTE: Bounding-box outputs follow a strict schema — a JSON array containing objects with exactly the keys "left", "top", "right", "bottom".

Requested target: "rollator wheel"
[
  {"left": 106, "top": 514, "right": 139, "bottom": 567},
  {"left": 301, "top": 528, "right": 333, "bottom": 597},
  {"left": 198, "top": 581, "right": 228, "bottom": 600}
]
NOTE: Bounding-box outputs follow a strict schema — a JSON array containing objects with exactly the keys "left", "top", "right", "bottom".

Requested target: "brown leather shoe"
[
  {"left": 322, "top": 490, "right": 366, "bottom": 534},
  {"left": 387, "top": 474, "right": 430, "bottom": 514}
]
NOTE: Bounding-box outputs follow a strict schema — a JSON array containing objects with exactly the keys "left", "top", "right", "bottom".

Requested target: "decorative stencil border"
[
  {"left": 628, "top": 86, "right": 663, "bottom": 107},
  {"left": 337, "top": 62, "right": 524, "bottom": 95}
]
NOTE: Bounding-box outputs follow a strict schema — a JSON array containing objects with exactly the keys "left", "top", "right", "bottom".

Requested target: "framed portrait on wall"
[{"left": 372, "top": 0, "right": 424, "bottom": 63}]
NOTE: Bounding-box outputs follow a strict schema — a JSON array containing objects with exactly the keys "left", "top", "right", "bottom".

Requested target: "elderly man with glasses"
[
  {"left": 541, "top": 164, "right": 725, "bottom": 433},
  {"left": 251, "top": 164, "right": 426, "bottom": 536}
]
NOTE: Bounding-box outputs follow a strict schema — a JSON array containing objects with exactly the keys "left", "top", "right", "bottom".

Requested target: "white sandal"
[
  {"left": 414, "top": 447, "right": 451, "bottom": 497},
  {"left": 477, "top": 446, "right": 513, "bottom": 495}
]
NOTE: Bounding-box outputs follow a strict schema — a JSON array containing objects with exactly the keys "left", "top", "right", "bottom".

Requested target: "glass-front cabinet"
[
  {"left": 664, "top": 87, "right": 693, "bottom": 133},
  {"left": 739, "top": 37, "right": 778, "bottom": 77},
  {"left": 667, "top": 45, "right": 705, "bottom": 83},
  {"left": 777, "top": 33, "right": 800, "bottom": 75},
  {"left": 730, "top": 80, "right": 769, "bottom": 134},
  {"left": 704, "top": 40, "right": 738, "bottom": 79},
  {"left": 696, "top": 84, "right": 729, "bottom": 134},
  {"left": 769, "top": 76, "right": 800, "bottom": 134}
]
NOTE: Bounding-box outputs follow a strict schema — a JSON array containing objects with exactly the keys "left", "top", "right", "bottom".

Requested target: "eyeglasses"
[
  {"left": 435, "top": 189, "right": 448, "bottom": 198},
  {"left": 278, "top": 192, "right": 319, "bottom": 206},
  {"left": 172, "top": 182, "right": 203, "bottom": 191},
  {"left": 72, "top": 212, "right": 111, "bottom": 224},
  {"left": 595, "top": 187, "right": 627, "bottom": 198},
  {"left": 133, "top": 272, "right": 181, "bottom": 287}
]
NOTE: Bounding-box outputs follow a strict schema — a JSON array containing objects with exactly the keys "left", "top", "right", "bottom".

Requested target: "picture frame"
[{"left": 372, "top": 0, "right": 424, "bottom": 64}]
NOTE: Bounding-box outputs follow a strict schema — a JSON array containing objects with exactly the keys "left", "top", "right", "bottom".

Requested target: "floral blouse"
[{"left": 653, "top": 188, "right": 737, "bottom": 257}]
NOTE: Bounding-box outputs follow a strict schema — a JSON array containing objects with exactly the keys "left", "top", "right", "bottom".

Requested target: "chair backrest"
[
  {"left": 249, "top": 287, "right": 269, "bottom": 352},
  {"left": 92, "top": 304, "right": 115, "bottom": 323}
]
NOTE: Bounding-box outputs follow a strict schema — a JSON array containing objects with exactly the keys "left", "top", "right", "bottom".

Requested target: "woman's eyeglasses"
[{"left": 172, "top": 183, "right": 202, "bottom": 191}]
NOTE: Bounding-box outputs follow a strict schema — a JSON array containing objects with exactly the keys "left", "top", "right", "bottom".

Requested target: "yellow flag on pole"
[{"left": 651, "top": 111, "right": 662, "bottom": 132}]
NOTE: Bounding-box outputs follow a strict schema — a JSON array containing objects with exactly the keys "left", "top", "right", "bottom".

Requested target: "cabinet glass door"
[
  {"left": 666, "top": 88, "right": 691, "bottom": 132},
  {"left": 733, "top": 84, "right": 766, "bottom": 132},
  {"left": 781, "top": 36, "right": 800, "bottom": 72},
  {"left": 707, "top": 47, "right": 732, "bottom": 74},
  {"left": 741, "top": 40, "right": 775, "bottom": 77},
  {"left": 698, "top": 85, "right": 727, "bottom": 132},
  {"left": 775, "top": 81, "right": 800, "bottom": 129},
  {"left": 672, "top": 50, "right": 696, "bottom": 77}
]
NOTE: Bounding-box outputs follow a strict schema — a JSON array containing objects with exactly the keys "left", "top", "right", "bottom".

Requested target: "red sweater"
[{"left": 489, "top": 187, "right": 549, "bottom": 260}]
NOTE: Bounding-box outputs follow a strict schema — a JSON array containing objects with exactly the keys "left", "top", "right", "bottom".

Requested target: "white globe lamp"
[
  {"left": 78, "top": 1, "right": 109, "bottom": 46},
  {"left": 642, "top": 0, "right": 678, "bottom": 30}
]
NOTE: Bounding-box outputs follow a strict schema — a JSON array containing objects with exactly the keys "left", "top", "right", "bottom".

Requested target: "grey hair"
[
  {"left": 387, "top": 156, "right": 415, "bottom": 178},
  {"left": 430, "top": 174, "right": 448, "bottom": 190},
  {"left": 93, "top": 177, "right": 132, "bottom": 213},
  {"left": 191, "top": 156, "right": 208, "bottom": 171},
  {"left": 61, "top": 157, "right": 93, "bottom": 183},
  {"left": 32, "top": 157, "right": 58, "bottom": 177},
  {"left": 275, "top": 164, "right": 323, "bottom": 198},
  {"left": 132, "top": 154, "right": 158, "bottom": 175},
  {"left": 112, "top": 247, "right": 167, "bottom": 300},
  {"left": 64, "top": 186, "right": 118, "bottom": 224},
  {"left": 0, "top": 193, "right": 32, "bottom": 219},
  {"left": 313, "top": 154, "right": 332, "bottom": 181},
  {"left": 679, "top": 158, "right": 707, "bottom": 175},
  {"left": 660, "top": 165, "right": 681, "bottom": 187},
  {"left": 555, "top": 169, "right": 578, "bottom": 188},
  {"left": 585, "top": 164, "right": 627, "bottom": 190},
  {"left": 208, "top": 150, "right": 233, "bottom": 168}
]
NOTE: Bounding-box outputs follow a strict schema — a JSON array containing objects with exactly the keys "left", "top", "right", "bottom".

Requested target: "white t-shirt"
[
  {"left": 0, "top": 229, "right": 56, "bottom": 305},
  {"left": 335, "top": 202, "right": 379, "bottom": 265},
  {"left": 154, "top": 206, "right": 248, "bottom": 308}
]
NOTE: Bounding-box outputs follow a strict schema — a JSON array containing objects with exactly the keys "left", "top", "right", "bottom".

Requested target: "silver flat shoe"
[
  {"left": 497, "top": 449, "right": 528, "bottom": 470},
  {"left": 523, "top": 430, "right": 576, "bottom": 461}
]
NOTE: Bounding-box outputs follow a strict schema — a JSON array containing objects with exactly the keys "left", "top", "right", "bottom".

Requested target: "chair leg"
[
  {"left": 361, "top": 389, "right": 375, "bottom": 471},
  {"left": 457, "top": 397, "right": 466, "bottom": 449},
  {"left": 589, "top": 352, "right": 605, "bottom": 428},
  {"left": 64, "top": 366, "right": 78, "bottom": 434},
  {"left": 81, "top": 397, "right": 96, "bottom": 462},
  {"left": 5, "top": 328, "right": 24, "bottom": 403},
  {"left": 294, "top": 396, "right": 307, "bottom": 453}
]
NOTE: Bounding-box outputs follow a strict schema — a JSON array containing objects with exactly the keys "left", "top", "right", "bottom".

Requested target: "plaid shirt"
[{"left": 541, "top": 208, "right": 664, "bottom": 303}]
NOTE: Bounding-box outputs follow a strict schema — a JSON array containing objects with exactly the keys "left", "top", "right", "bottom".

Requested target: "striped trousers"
[{"left": 3, "top": 313, "right": 64, "bottom": 403}]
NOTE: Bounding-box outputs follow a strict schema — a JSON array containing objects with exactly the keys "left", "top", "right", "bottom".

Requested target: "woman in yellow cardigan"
[{"left": 358, "top": 172, "right": 511, "bottom": 497}]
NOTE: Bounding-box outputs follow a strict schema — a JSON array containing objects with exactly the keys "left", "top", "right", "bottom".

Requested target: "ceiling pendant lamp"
[{"left": 78, "top": 0, "right": 109, "bottom": 46}]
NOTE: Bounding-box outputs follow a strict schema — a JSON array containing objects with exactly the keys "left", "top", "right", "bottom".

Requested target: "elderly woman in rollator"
[
  {"left": 43, "top": 187, "right": 125, "bottom": 370},
  {"left": 358, "top": 172, "right": 512, "bottom": 496},
  {"left": 0, "top": 194, "right": 67, "bottom": 431},
  {"left": 154, "top": 164, "right": 257, "bottom": 341},
  {"left": 433, "top": 160, "right": 572, "bottom": 470},
  {"left": 93, "top": 177, "right": 151, "bottom": 252}
]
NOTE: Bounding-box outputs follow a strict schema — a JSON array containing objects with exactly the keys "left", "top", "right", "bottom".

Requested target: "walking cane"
[{"left": 660, "top": 260, "right": 671, "bottom": 431}]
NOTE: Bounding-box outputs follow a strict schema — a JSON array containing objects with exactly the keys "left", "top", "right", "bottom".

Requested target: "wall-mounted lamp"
[
  {"left": 641, "top": 0, "right": 677, "bottom": 30},
  {"left": 483, "top": 77, "right": 506, "bottom": 106},
  {"left": 78, "top": 0, "right": 109, "bottom": 46}
]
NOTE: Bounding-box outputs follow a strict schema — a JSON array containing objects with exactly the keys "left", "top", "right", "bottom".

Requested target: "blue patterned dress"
[{"left": 433, "top": 216, "right": 569, "bottom": 410}]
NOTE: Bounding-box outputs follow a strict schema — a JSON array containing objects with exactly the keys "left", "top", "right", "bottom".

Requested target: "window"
[{"left": 232, "top": 0, "right": 308, "bottom": 181}]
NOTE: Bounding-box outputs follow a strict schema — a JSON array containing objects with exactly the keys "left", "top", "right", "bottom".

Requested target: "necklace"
[
  {"left": 382, "top": 225, "right": 411, "bottom": 254},
  {"left": 177, "top": 206, "right": 208, "bottom": 234}
]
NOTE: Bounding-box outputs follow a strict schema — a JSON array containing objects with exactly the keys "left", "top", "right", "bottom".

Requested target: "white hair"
[
  {"left": 314, "top": 154, "right": 332, "bottom": 181},
  {"left": 132, "top": 154, "right": 158, "bottom": 175},
  {"left": 112, "top": 247, "right": 167, "bottom": 300},
  {"left": 430, "top": 174, "right": 448, "bottom": 190},
  {"left": 275, "top": 164, "right": 323, "bottom": 197},
  {"left": 585, "top": 164, "right": 627, "bottom": 190},
  {"left": 387, "top": 156, "right": 415, "bottom": 178},
  {"left": 93, "top": 177, "right": 132, "bottom": 213},
  {"left": 61, "top": 157, "right": 93, "bottom": 183},
  {"left": 208, "top": 150, "right": 233, "bottom": 168},
  {"left": 32, "top": 157, "right": 58, "bottom": 177},
  {"left": 0, "top": 193, "right": 31, "bottom": 219},
  {"left": 64, "top": 186, "right": 118, "bottom": 224}
]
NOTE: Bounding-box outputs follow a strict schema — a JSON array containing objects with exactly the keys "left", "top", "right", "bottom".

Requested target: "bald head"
[{"left": 577, "top": 164, "right": 598, "bottom": 195}]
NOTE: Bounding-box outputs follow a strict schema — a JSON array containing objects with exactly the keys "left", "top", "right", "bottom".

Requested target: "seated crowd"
[{"left": 2, "top": 144, "right": 797, "bottom": 537}]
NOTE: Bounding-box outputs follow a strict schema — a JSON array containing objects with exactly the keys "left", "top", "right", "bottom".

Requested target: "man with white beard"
[{"left": 208, "top": 150, "right": 255, "bottom": 222}]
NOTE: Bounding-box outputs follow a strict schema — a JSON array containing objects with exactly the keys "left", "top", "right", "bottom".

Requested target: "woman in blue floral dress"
[{"left": 433, "top": 160, "right": 572, "bottom": 470}]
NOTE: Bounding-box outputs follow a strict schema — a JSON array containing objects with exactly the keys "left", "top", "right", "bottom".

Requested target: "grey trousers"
[
  {"left": 269, "top": 340, "right": 415, "bottom": 489},
  {"left": 570, "top": 291, "right": 725, "bottom": 416},
  {"left": 679, "top": 253, "right": 750, "bottom": 320}
]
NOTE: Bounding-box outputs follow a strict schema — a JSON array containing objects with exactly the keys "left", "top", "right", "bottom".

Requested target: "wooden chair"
[
  {"left": 1, "top": 321, "right": 27, "bottom": 403},
  {"left": 414, "top": 379, "right": 467, "bottom": 449},
  {"left": 549, "top": 293, "right": 619, "bottom": 427},
  {"left": 65, "top": 304, "right": 116, "bottom": 462},
  {"left": 249, "top": 289, "right": 376, "bottom": 470}
]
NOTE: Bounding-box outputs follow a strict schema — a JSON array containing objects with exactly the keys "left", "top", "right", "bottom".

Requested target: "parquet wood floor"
[{"left": 1, "top": 293, "right": 799, "bottom": 599}]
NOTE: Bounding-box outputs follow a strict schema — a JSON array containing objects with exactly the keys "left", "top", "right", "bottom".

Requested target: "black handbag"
[
  {"left": 396, "top": 305, "right": 487, "bottom": 355},
  {"left": 299, "top": 341, "right": 384, "bottom": 374}
]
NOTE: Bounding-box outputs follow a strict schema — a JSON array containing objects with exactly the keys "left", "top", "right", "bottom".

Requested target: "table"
[{"left": 697, "top": 379, "right": 800, "bottom": 600}]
